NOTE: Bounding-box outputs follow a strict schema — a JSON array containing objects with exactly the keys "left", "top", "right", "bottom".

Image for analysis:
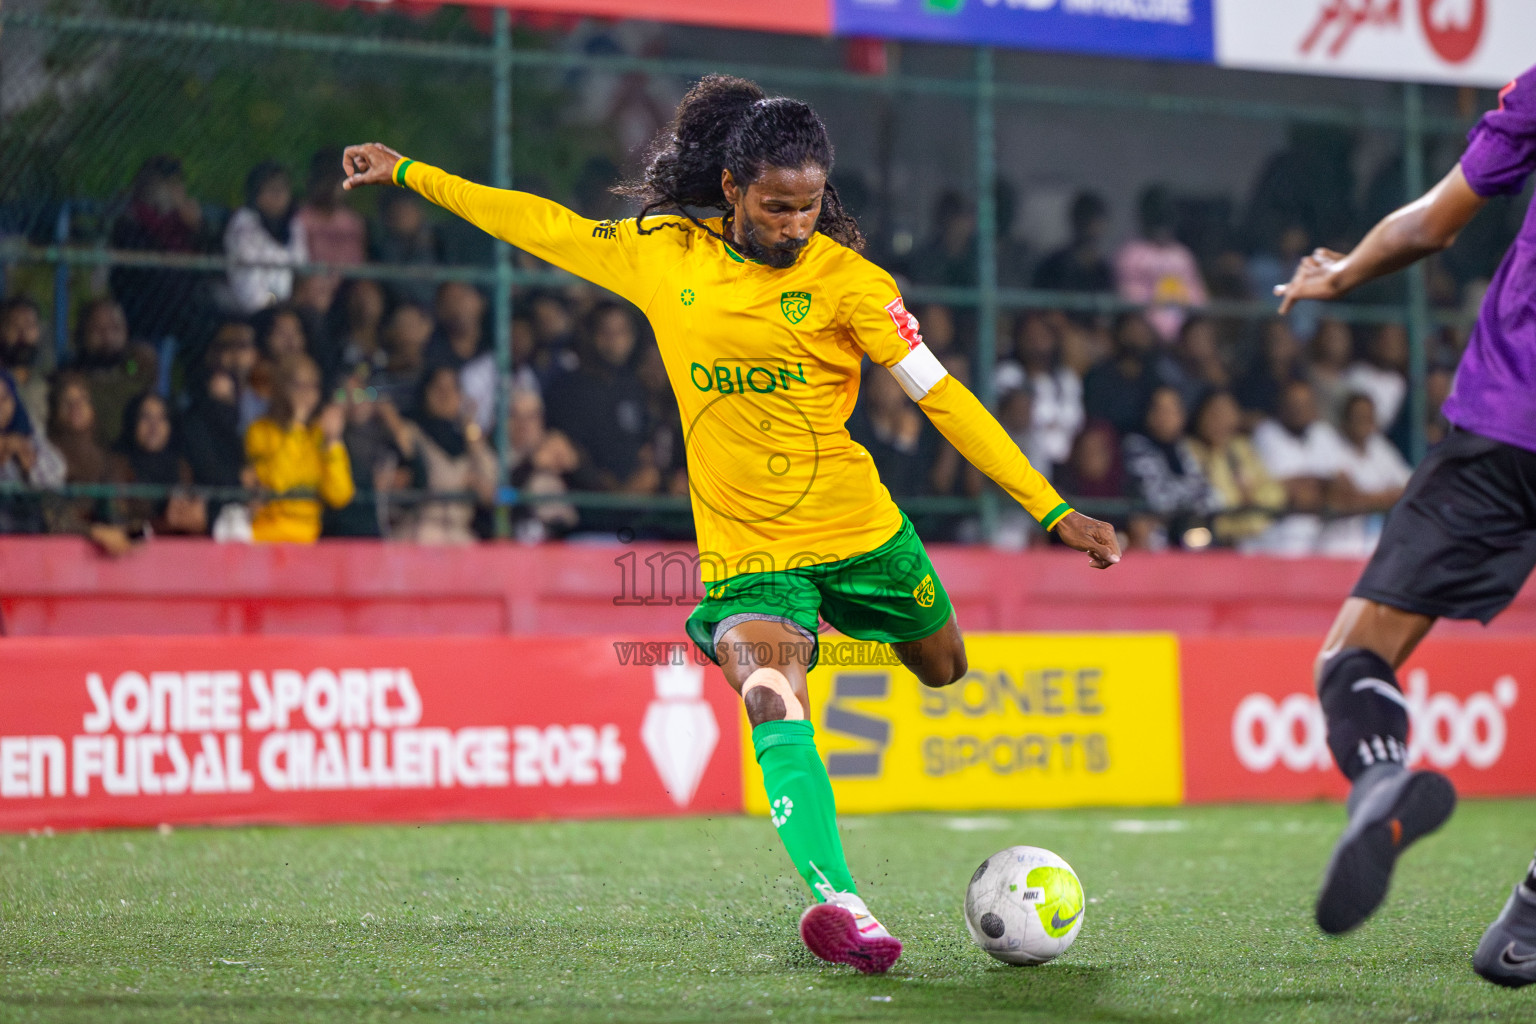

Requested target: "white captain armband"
[{"left": 888, "top": 342, "right": 948, "bottom": 401}]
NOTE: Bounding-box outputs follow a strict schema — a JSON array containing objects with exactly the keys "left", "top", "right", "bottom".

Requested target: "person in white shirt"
[
  {"left": 1340, "top": 323, "right": 1408, "bottom": 430},
  {"left": 993, "top": 311, "right": 1083, "bottom": 476},
  {"left": 224, "top": 161, "right": 308, "bottom": 314},
  {"left": 1318, "top": 392, "right": 1412, "bottom": 557},
  {"left": 1252, "top": 379, "right": 1346, "bottom": 555}
]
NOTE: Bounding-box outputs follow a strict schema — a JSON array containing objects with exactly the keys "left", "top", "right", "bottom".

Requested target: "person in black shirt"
[
  {"left": 1233, "top": 317, "right": 1305, "bottom": 428},
  {"left": 1033, "top": 191, "right": 1114, "bottom": 294},
  {"left": 1083, "top": 312, "right": 1160, "bottom": 436},
  {"left": 543, "top": 302, "right": 651, "bottom": 494}
]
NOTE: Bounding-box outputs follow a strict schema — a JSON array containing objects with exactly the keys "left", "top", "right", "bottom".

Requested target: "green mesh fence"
[{"left": 0, "top": 1, "right": 1496, "bottom": 542}]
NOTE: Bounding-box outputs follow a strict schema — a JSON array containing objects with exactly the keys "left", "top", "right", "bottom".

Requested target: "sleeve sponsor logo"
[{"left": 884, "top": 297, "right": 924, "bottom": 351}]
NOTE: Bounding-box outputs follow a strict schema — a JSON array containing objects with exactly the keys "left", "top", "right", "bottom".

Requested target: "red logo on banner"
[
  {"left": 1298, "top": 0, "right": 1484, "bottom": 64},
  {"left": 1300, "top": 0, "right": 1402, "bottom": 59},
  {"left": 1419, "top": 0, "right": 1484, "bottom": 63},
  {"left": 884, "top": 297, "right": 924, "bottom": 352},
  {"left": 1182, "top": 637, "right": 1535, "bottom": 803}
]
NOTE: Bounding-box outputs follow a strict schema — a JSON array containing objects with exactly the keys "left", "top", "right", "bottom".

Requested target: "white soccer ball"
[{"left": 964, "top": 845, "right": 1085, "bottom": 965}]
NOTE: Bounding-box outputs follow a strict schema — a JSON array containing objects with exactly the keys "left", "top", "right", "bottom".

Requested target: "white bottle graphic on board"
[{"left": 641, "top": 662, "right": 719, "bottom": 807}]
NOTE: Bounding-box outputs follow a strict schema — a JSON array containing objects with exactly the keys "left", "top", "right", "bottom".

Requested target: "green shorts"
[{"left": 685, "top": 514, "right": 954, "bottom": 669}]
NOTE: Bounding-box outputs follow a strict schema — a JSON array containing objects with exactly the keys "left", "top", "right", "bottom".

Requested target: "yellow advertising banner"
[{"left": 743, "top": 633, "right": 1183, "bottom": 814}]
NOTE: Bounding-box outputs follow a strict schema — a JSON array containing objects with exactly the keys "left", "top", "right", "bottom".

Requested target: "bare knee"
[
  {"left": 740, "top": 667, "right": 806, "bottom": 728},
  {"left": 1316, "top": 598, "right": 1435, "bottom": 690},
  {"left": 909, "top": 640, "right": 967, "bottom": 688}
]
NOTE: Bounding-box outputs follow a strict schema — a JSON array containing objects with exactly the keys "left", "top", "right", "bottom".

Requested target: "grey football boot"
[
  {"left": 1474, "top": 884, "right": 1536, "bottom": 988},
  {"left": 1315, "top": 763, "right": 1457, "bottom": 935}
]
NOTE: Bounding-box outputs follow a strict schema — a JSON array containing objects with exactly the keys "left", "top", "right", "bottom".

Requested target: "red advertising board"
[
  {"left": 458, "top": 0, "right": 831, "bottom": 34},
  {"left": 1182, "top": 636, "right": 1536, "bottom": 803},
  {"left": 0, "top": 636, "right": 741, "bottom": 831}
]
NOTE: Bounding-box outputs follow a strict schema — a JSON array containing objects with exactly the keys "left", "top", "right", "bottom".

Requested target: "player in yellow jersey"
[{"left": 342, "top": 75, "right": 1119, "bottom": 975}]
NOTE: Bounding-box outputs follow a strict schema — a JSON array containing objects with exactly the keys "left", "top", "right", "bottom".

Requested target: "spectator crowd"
[{"left": 0, "top": 143, "right": 1485, "bottom": 556}]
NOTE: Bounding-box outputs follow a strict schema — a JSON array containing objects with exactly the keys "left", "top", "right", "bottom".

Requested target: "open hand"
[
  {"left": 1274, "top": 247, "right": 1346, "bottom": 314},
  {"left": 341, "top": 143, "right": 405, "bottom": 191},
  {"left": 1053, "top": 510, "right": 1121, "bottom": 570}
]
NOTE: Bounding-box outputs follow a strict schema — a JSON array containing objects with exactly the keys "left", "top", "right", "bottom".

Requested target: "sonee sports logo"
[
  {"left": 771, "top": 795, "right": 794, "bottom": 827},
  {"left": 1232, "top": 669, "right": 1519, "bottom": 774}
]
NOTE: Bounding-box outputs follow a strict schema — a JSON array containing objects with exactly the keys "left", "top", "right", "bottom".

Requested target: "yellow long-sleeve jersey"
[
  {"left": 246, "top": 419, "right": 356, "bottom": 544},
  {"left": 396, "top": 159, "right": 1070, "bottom": 580}
]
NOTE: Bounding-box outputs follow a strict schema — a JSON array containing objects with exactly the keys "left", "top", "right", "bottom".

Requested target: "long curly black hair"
[{"left": 615, "top": 75, "right": 865, "bottom": 252}]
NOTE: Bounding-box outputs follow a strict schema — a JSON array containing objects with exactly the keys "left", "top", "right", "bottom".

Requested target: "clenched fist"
[
  {"left": 341, "top": 143, "right": 406, "bottom": 191},
  {"left": 1054, "top": 510, "right": 1122, "bottom": 570}
]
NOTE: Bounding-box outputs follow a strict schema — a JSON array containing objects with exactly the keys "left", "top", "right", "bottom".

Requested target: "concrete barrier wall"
[{"left": 3, "top": 537, "right": 1535, "bottom": 638}]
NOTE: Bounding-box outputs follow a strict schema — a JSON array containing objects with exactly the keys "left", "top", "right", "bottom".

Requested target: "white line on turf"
[
  {"left": 1109, "top": 819, "right": 1187, "bottom": 833},
  {"left": 941, "top": 817, "right": 1012, "bottom": 831}
]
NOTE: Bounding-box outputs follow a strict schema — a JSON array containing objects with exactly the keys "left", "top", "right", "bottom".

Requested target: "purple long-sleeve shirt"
[{"left": 1442, "top": 66, "right": 1536, "bottom": 454}]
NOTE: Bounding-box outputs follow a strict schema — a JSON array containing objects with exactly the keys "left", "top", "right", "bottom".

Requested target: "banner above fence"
[
  {"left": 1213, "top": 0, "right": 1535, "bottom": 89},
  {"left": 830, "top": 0, "right": 1216, "bottom": 63},
  {"left": 458, "top": 0, "right": 832, "bottom": 34},
  {"left": 825, "top": 0, "right": 1521, "bottom": 86}
]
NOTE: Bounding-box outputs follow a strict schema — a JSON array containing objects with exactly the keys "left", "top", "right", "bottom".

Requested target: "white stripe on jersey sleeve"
[{"left": 889, "top": 342, "right": 948, "bottom": 401}]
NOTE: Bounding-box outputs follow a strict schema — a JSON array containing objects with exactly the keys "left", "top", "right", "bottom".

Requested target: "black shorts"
[{"left": 1353, "top": 428, "right": 1536, "bottom": 623}]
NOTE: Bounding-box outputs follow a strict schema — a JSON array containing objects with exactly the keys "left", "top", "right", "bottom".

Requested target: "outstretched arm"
[
  {"left": 341, "top": 143, "right": 658, "bottom": 307},
  {"left": 918, "top": 375, "right": 1121, "bottom": 568},
  {"left": 1274, "top": 164, "right": 1485, "bottom": 314},
  {"left": 846, "top": 286, "right": 1120, "bottom": 569}
]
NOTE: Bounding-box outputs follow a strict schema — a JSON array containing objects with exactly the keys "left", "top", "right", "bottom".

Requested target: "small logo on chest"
[{"left": 780, "top": 291, "right": 812, "bottom": 325}]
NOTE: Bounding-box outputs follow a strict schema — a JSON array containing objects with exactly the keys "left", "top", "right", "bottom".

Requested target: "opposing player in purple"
[{"left": 1277, "top": 66, "right": 1536, "bottom": 985}]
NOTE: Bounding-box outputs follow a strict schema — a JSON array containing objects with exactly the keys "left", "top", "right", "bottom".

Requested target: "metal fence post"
[
  {"left": 492, "top": 8, "right": 515, "bottom": 539},
  {"left": 974, "top": 47, "right": 999, "bottom": 542},
  {"left": 1402, "top": 82, "right": 1429, "bottom": 465},
  {"left": 53, "top": 203, "right": 71, "bottom": 365}
]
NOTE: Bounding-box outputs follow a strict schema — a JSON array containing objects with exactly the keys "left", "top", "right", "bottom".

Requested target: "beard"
[
  {"left": 738, "top": 215, "right": 809, "bottom": 270},
  {"left": 1, "top": 342, "right": 38, "bottom": 371}
]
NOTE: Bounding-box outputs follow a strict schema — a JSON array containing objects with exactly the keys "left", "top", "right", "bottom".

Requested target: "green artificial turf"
[{"left": 2, "top": 801, "right": 1535, "bottom": 1023}]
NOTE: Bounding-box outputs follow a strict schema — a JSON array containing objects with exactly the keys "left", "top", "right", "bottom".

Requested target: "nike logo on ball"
[
  {"left": 1051, "top": 909, "right": 1082, "bottom": 930},
  {"left": 1499, "top": 942, "right": 1536, "bottom": 970}
]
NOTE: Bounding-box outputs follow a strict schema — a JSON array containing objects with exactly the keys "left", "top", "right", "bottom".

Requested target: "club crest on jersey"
[
  {"left": 913, "top": 574, "right": 936, "bottom": 608},
  {"left": 884, "top": 297, "right": 923, "bottom": 351},
  {"left": 780, "top": 291, "right": 812, "bottom": 325}
]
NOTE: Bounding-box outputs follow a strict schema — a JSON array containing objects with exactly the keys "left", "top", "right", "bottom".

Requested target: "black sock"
[{"left": 1317, "top": 647, "right": 1409, "bottom": 781}]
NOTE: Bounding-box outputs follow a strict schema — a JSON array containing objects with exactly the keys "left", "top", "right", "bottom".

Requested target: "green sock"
[{"left": 752, "top": 720, "right": 857, "bottom": 900}]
